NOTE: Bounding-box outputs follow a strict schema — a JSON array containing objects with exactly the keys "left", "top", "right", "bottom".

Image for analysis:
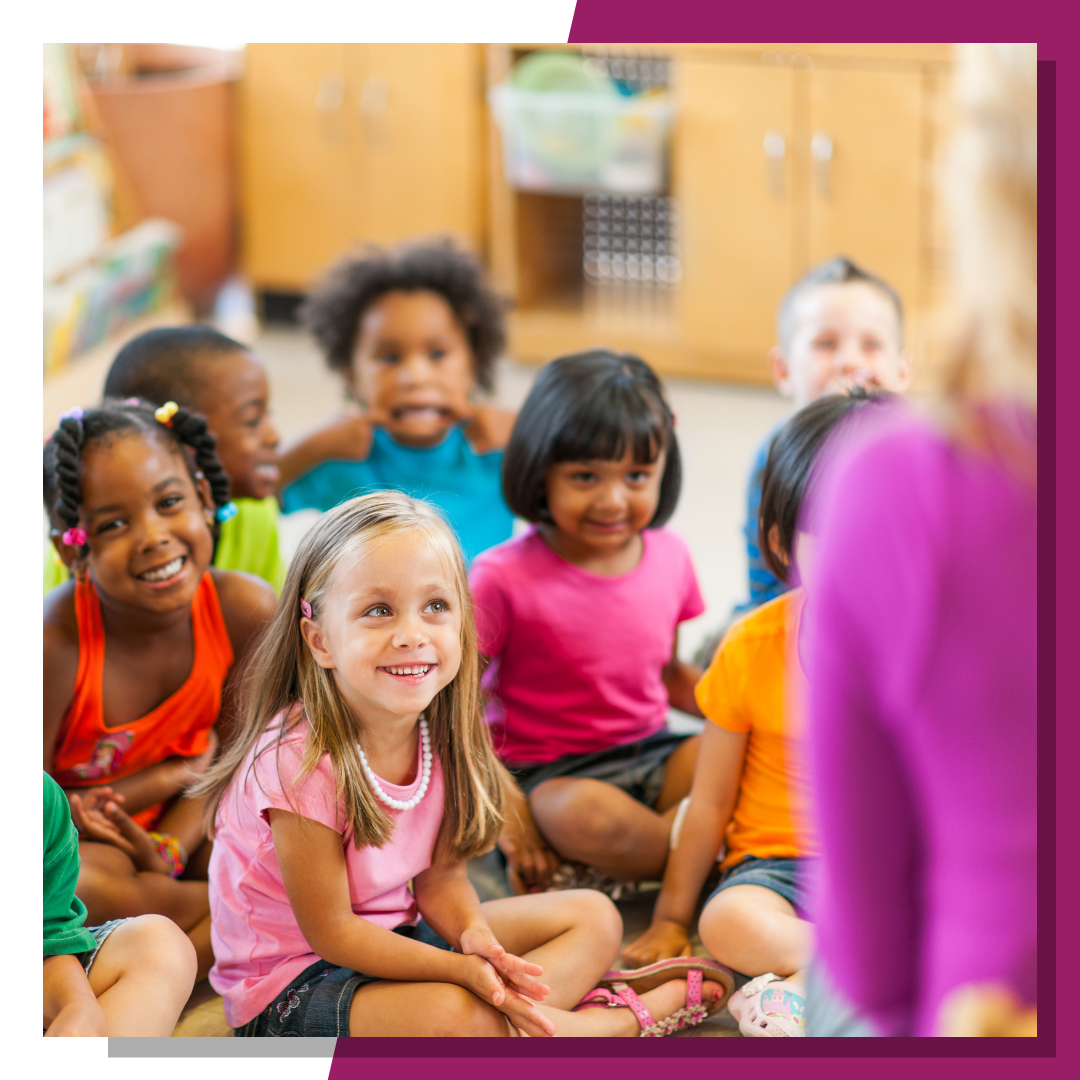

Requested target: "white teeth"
[
  {"left": 139, "top": 556, "right": 184, "bottom": 582},
  {"left": 386, "top": 665, "right": 431, "bottom": 676}
]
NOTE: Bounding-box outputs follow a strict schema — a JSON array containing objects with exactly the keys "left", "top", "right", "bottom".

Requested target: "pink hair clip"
[
  {"left": 300, "top": 598, "right": 312, "bottom": 619},
  {"left": 62, "top": 527, "right": 88, "bottom": 547},
  {"left": 123, "top": 397, "right": 140, "bottom": 406}
]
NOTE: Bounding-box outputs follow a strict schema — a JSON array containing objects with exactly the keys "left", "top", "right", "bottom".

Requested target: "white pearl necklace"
[{"left": 358, "top": 717, "right": 432, "bottom": 811}]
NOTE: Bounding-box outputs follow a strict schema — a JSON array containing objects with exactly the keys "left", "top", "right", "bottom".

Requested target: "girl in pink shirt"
[
  {"left": 471, "top": 350, "right": 707, "bottom": 894},
  {"left": 196, "top": 491, "right": 728, "bottom": 1037}
]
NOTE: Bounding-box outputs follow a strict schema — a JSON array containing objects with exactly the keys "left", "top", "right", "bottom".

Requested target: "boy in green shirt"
[{"left": 43, "top": 772, "right": 196, "bottom": 1035}]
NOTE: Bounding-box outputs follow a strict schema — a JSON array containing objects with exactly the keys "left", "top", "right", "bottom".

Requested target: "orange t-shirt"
[
  {"left": 51, "top": 573, "right": 235, "bottom": 828},
  {"left": 694, "top": 589, "right": 815, "bottom": 871}
]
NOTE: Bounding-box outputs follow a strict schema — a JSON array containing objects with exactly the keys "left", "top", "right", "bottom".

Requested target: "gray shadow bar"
[{"left": 109, "top": 1037, "right": 338, "bottom": 1056}]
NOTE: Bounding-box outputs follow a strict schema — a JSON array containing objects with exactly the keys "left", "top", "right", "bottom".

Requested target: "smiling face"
[
  {"left": 193, "top": 350, "right": 280, "bottom": 500},
  {"left": 771, "top": 282, "right": 911, "bottom": 409},
  {"left": 542, "top": 443, "right": 666, "bottom": 562},
  {"left": 77, "top": 433, "right": 215, "bottom": 614},
  {"left": 300, "top": 530, "right": 463, "bottom": 729},
  {"left": 350, "top": 290, "right": 476, "bottom": 447}
]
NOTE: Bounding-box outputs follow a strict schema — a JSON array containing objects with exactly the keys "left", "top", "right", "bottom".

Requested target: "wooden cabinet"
[
  {"left": 677, "top": 61, "right": 797, "bottom": 379},
  {"left": 489, "top": 45, "right": 954, "bottom": 383},
  {"left": 240, "top": 44, "right": 485, "bottom": 293}
]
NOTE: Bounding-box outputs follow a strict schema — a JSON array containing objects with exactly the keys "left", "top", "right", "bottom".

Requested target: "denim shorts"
[
  {"left": 73, "top": 918, "right": 127, "bottom": 977},
  {"left": 506, "top": 730, "right": 689, "bottom": 809},
  {"left": 706, "top": 856, "right": 811, "bottom": 916},
  {"left": 234, "top": 920, "right": 454, "bottom": 1037}
]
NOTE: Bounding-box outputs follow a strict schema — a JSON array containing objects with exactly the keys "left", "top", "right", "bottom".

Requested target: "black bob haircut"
[
  {"left": 104, "top": 325, "right": 249, "bottom": 410},
  {"left": 502, "top": 349, "right": 681, "bottom": 528},
  {"left": 759, "top": 386, "right": 895, "bottom": 582},
  {"left": 43, "top": 397, "right": 232, "bottom": 556},
  {"left": 300, "top": 239, "right": 509, "bottom": 393}
]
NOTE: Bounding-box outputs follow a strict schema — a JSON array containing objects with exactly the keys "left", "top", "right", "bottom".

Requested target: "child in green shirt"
[
  {"left": 43, "top": 772, "right": 196, "bottom": 1036},
  {"left": 45, "top": 326, "right": 285, "bottom": 594}
]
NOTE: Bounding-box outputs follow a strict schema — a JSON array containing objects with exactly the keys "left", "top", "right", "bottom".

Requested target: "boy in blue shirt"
[{"left": 743, "top": 255, "right": 912, "bottom": 610}]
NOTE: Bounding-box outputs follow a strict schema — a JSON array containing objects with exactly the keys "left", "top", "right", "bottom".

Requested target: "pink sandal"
[
  {"left": 600, "top": 957, "right": 736, "bottom": 1011},
  {"left": 573, "top": 969, "right": 711, "bottom": 1037}
]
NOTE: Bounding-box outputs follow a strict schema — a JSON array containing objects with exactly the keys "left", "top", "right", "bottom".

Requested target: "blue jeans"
[
  {"left": 705, "top": 855, "right": 811, "bottom": 916},
  {"left": 234, "top": 919, "right": 453, "bottom": 1037}
]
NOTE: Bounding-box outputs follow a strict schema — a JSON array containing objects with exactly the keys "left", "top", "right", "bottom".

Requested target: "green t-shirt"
[
  {"left": 44, "top": 496, "right": 286, "bottom": 595},
  {"left": 43, "top": 772, "right": 97, "bottom": 957}
]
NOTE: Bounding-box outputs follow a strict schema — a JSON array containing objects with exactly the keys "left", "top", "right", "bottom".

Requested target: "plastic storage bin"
[{"left": 489, "top": 84, "right": 675, "bottom": 196}]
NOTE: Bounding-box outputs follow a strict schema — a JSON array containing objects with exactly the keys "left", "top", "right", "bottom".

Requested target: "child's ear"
[
  {"left": 300, "top": 617, "right": 336, "bottom": 670},
  {"left": 50, "top": 529, "right": 86, "bottom": 573},
  {"left": 193, "top": 473, "right": 215, "bottom": 515},
  {"left": 766, "top": 523, "right": 789, "bottom": 568},
  {"left": 894, "top": 349, "right": 914, "bottom": 391},
  {"left": 768, "top": 347, "right": 794, "bottom": 397}
]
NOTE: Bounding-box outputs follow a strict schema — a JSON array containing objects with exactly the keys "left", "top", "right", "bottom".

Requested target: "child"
[
  {"left": 45, "top": 326, "right": 285, "bottom": 593},
  {"left": 43, "top": 399, "right": 278, "bottom": 979},
  {"left": 741, "top": 256, "right": 911, "bottom": 613},
  {"left": 44, "top": 771, "right": 196, "bottom": 1035},
  {"left": 469, "top": 350, "right": 706, "bottom": 894},
  {"left": 622, "top": 389, "right": 894, "bottom": 1038},
  {"left": 194, "top": 491, "right": 728, "bottom": 1036},
  {"left": 277, "top": 241, "right": 516, "bottom": 563}
]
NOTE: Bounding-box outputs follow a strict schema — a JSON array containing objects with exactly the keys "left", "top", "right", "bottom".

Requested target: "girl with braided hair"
[{"left": 43, "top": 398, "right": 277, "bottom": 979}]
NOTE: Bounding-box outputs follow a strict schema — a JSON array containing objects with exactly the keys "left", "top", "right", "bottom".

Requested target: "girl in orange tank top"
[{"left": 43, "top": 398, "right": 277, "bottom": 979}]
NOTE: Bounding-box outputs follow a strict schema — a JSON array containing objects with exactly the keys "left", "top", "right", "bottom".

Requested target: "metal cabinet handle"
[
  {"left": 812, "top": 132, "right": 833, "bottom": 198},
  {"left": 764, "top": 130, "right": 786, "bottom": 198},
  {"left": 315, "top": 73, "right": 345, "bottom": 112},
  {"left": 359, "top": 77, "right": 390, "bottom": 117}
]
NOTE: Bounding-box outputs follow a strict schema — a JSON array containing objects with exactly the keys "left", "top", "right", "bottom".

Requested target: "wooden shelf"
[
  {"left": 43, "top": 300, "right": 192, "bottom": 440},
  {"left": 508, "top": 306, "right": 771, "bottom": 385}
]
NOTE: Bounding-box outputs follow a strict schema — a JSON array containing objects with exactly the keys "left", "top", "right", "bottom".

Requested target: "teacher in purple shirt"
[{"left": 801, "top": 43, "right": 1037, "bottom": 1037}]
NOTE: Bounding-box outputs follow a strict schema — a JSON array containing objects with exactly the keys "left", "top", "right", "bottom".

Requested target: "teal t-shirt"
[{"left": 281, "top": 426, "right": 514, "bottom": 564}]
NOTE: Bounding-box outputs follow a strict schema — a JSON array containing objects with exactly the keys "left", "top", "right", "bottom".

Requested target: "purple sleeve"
[{"left": 803, "top": 428, "right": 941, "bottom": 1036}]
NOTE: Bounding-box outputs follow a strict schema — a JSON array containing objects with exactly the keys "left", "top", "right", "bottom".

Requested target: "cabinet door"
[
  {"left": 345, "top": 44, "right": 484, "bottom": 250},
  {"left": 676, "top": 61, "right": 796, "bottom": 378},
  {"left": 240, "top": 44, "right": 353, "bottom": 290},
  {"left": 806, "top": 67, "right": 923, "bottom": 316}
]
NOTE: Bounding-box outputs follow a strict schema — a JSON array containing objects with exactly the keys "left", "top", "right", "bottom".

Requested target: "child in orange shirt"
[{"left": 621, "top": 388, "right": 893, "bottom": 1037}]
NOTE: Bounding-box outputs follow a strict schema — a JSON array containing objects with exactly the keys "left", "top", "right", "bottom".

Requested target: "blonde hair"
[
  {"left": 194, "top": 491, "right": 510, "bottom": 858},
  {"left": 941, "top": 43, "right": 1037, "bottom": 421}
]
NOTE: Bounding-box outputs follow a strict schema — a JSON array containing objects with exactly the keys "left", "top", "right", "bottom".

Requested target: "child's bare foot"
[{"left": 565, "top": 978, "right": 725, "bottom": 1037}]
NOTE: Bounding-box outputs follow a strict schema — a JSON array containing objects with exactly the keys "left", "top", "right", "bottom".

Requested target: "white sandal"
[{"left": 727, "top": 973, "right": 807, "bottom": 1037}]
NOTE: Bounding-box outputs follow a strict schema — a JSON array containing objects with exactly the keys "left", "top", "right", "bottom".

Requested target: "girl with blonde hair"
[{"left": 197, "top": 491, "right": 727, "bottom": 1036}]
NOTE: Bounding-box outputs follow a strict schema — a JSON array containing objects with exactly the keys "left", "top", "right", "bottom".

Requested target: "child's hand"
[
  {"left": 68, "top": 789, "right": 139, "bottom": 859},
  {"left": 497, "top": 802, "right": 561, "bottom": 894},
  {"left": 316, "top": 408, "right": 392, "bottom": 462},
  {"left": 620, "top": 918, "right": 694, "bottom": 969},
  {"left": 459, "top": 923, "right": 550, "bottom": 1004},
  {"left": 457, "top": 926, "right": 555, "bottom": 1038}
]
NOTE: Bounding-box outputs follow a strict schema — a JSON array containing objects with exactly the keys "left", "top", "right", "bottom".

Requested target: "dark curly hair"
[
  {"left": 43, "top": 397, "right": 232, "bottom": 557},
  {"left": 300, "top": 240, "right": 509, "bottom": 392}
]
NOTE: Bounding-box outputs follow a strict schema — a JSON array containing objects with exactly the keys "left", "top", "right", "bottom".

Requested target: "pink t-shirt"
[
  {"left": 208, "top": 713, "right": 445, "bottom": 1028},
  {"left": 469, "top": 526, "right": 705, "bottom": 764}
]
